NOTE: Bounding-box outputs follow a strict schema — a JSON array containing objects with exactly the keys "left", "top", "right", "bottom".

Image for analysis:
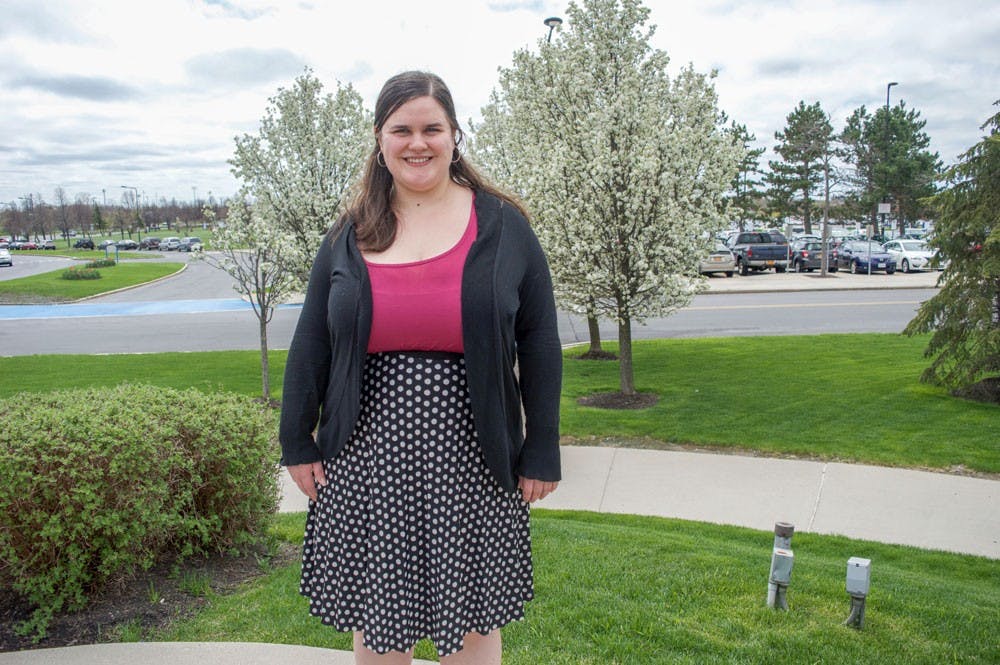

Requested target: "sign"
[{"left": 877, "top": 203, "right": 891, "bottom": 214}]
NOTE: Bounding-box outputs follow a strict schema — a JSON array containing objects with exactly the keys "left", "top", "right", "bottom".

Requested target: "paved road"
[{"left": 0, "top": 253, "right": 940, "bottom": 355}]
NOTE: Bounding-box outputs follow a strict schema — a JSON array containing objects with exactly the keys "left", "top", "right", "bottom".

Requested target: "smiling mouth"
[{"left": 404, "top": 157, "right": 431, "bottom": 165}]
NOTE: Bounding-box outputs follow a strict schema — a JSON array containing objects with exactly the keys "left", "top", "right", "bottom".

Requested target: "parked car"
[
  {"left": 789, "top": 240, "right": 836, "bottom": 272},
  {"left": 833, "top": 240, "right": 897, "bottom": 274},
  {"left": 161, "top": 236, "right": 182, "bottom": 250},
  {"left": 139, "top": 237, "right": 161, "bottom": 250},
  {"left": 0, "top": 248, "right": 12, "bottom": 267},
  {"left": 726, "top": 231, "right": 790, "bottom": 275},
  {"left": 41, "top": 240, "right": 57, "bottom": 250},
  {"left": 73, "top": 238, "right": 95, "bottom": 249},
  {"left": 882, "top": 239, "right": 939, "bottom": 272},
  {"left": 699, "top": 243, "right": 736, "bottom": 277},
  {"left": 114, "top": 239, "right": 139, "bottom": 250},
  {"left": 177, "top": 236, "right": 203, "bottom": 252},
  {"left": 20, "top": 241, "right": 39, "bottom": 250}
]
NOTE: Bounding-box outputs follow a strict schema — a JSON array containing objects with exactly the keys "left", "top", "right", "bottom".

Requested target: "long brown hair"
[{"left": 347, "top": 71, "right": 527, "bottom": 251}]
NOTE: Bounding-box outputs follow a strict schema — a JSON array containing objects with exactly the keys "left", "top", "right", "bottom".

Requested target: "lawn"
[
  {"left": 561, "top": 335, "right": 1000, "bottom": 474},
  {"left": 0, "top": 334, "right": 996, "bottom": 473},
  {"left": 155, "top": 510, "right": 1000, "bottom": 664},
  {"left": 0, "top": 262, "right": 184, "bottom": 302}
]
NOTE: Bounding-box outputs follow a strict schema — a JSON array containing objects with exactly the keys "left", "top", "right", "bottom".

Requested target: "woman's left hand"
[{"left": 518, "top": 477, "right": 559, "bottom": 504}]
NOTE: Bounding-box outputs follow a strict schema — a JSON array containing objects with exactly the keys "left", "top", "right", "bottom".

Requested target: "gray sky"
[{"left": 1, "top": 0, "right": 997, "bottom": 207}]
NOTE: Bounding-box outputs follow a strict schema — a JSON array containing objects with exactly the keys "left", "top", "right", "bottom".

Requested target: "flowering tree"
[
  {"left": 198, "top": 204, "right": 297, "bottom": 401},
  {"left": 229, "top": 68, "right": 371, "bottom": 282},
  {"left": 205, "top": 69, "right": 371, "bottom": 399},
  {"left": 474, "top": 0, "right": 739, "bottom": 396}
]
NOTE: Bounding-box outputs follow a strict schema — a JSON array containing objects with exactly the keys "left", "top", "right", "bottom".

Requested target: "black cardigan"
[{"left": 278, "top": 190, "right": 562, "bottom": 492}]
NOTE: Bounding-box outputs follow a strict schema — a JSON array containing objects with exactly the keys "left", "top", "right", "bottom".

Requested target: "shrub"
[
  {"left": 0, "top": 384, "right": 280, "bottom": 638},
  {"left": 61, "top": 267, "right": 101, "bottom": 280},
  {"left": 85, "top": 258, "right": 117, "bottom": 269}
]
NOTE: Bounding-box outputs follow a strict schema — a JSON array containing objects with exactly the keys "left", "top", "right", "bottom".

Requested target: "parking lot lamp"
[{"left": 544, "top": 16, "right": 562, "bottom": 42}]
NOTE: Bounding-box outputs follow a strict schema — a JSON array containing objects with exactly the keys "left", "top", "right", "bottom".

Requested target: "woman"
[{"left": 279, "top": 71, "right": 562, "bottom": 664}]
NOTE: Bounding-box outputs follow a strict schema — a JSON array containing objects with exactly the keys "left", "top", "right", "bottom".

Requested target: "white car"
[
  {"left": 882, "top": 239, "right": 939, "bottom": 273},
  {"left": 161, "top": 236, "right": 182, "bottom": 250},
  {"left": 0, "top": 247, "right": 12, "bottom": 267}
]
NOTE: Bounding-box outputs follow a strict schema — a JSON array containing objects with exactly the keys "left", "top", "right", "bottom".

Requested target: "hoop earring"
[
  {"left": 376, "top": 151, "right": 386, "bottom": 168},
  {"left": 451, "top": 147, "right": 461, "bottom": 164}
]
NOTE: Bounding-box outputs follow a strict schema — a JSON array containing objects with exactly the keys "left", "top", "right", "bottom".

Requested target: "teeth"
[{"left": 406, "top": 157, "right": 430, "bottom": 164}]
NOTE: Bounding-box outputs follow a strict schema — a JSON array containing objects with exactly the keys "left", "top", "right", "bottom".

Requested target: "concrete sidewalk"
[{"left": 281, "top": 445, "right": 999, "bottom": 560}]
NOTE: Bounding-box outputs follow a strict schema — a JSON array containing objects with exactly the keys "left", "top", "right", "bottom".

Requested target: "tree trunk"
[
  {"left": 618, "top": 316, "right": 635, "bottom": 396},
  {"left": 587, "top": 314, "right": 603, "bottom": 354},
  {"left": 259, "top": 314, "right": 271, "bottom": 401}
]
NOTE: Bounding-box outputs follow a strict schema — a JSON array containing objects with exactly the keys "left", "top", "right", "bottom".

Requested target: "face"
[{"left": 377, "top": 95, "right": 456, "bottom": 196}]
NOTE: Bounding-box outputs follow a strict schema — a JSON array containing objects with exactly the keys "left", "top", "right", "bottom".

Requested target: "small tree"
[
  {"left": 904, "top": 104, "right": 1000, "bottom": 403},
  {"left": 198, "top": 204, "right": 298, "bottom": 401}
]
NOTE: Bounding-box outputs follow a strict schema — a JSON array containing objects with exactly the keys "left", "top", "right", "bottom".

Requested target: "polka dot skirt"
[{"left": 300, "top": 351, "right": 533, "bottom": 657}]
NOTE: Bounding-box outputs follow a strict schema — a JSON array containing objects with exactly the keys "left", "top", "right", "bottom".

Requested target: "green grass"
[
  {"left": 13, "top": 249, "right": 152, "bottom": 260},
  {"left": 561, "top": 335, "right": 1000, "bottom": 473},
  {"left": 156, "top": 510, "right": 1000, "bottom": 664},
  {"left": 1, "top": 335, "right": 996, "bottom": 473},
  {"left": 0, "top": 262, "right": 184, "bottom": 302}
]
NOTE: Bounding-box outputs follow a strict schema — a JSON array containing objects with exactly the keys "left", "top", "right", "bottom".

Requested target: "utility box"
[{"left": 846, "top": 557, "right": 871, "bottom": 596}]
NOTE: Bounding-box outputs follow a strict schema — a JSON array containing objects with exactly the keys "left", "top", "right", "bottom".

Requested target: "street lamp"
[
  {"left": 881, "top": 82, "right": 898, "bottom": 240},
  {"left": 543, "top": 16, "right": 562, "bottom": 43},
  {"left": 121, "top": 185, "right": 142, "bottom": 242}
]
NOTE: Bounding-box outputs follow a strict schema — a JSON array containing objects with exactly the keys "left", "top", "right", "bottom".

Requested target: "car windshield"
[{"left": 901, "top": 241, "right": 927, "bottom": 251}]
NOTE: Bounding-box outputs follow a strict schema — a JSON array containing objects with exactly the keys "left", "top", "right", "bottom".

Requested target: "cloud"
[
  {"left": 0, "top": 1, "right": 91, "bottom": 42},
  {"left": 185, "top": 48, "right": 308, "bottom": 87},
  {"left": 488, "top": 1, "right": 546, "bottom": 12},
  {"left": 201, "top": 0, "right": 271, "bottom": 20},
  {"left": 8, "top": 74, "right": 143, "bottom": 101}
]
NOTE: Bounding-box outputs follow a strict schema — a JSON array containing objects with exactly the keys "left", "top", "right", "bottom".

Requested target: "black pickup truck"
[{"left": 726, "top": 231, "right": 790, "bottom": 275}]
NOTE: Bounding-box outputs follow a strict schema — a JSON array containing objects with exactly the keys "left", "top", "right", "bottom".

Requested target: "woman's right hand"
[{"left": 287, "top": 461, "right": 328, "bottom": 502}]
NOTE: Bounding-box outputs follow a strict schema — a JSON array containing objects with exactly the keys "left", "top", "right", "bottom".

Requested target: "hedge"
[
  {"left": 0, "top": 384, "right": 280, "bottom": 638},
  {"left": 61, "top": 267, "right": 101, "bottom": 280}
]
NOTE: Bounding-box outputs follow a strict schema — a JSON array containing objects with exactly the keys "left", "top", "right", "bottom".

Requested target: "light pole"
[
  {"left": 543, "top": 16, "right": 562, "bottom": 43},
  {"left": 882, "top": 81, "right": 898, "bottom": 240},
  {"left": 121, "top": 185, "right": 141, "bottom": 242}
]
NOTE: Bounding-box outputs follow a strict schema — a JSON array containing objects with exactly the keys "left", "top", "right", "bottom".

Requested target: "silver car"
[
  {"left": 0, "top": 247, "right": 11, "bottom": 267},
  {"left": 699, "top": 243, "right": 736, "bottom": 277}
]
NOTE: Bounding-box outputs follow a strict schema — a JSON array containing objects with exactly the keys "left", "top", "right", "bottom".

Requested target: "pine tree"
[
  {"left": 727, "top": 121, "right": 766, "bottom": 231},
  {"left": 904, "top": 104, "right": 1000, "bottom": 402},
  {"left": 766, "top": 101, "right": 833, "bottom": 235}
]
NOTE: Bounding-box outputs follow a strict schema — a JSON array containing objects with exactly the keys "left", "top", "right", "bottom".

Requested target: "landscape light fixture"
[
  {"left": 767, "top": 522, "right": 795, "bottom": 610},
  {"left": 544, "top": 16, "right": 562, "bottom": 42},
  {"left": 843, "top": 557, "right": 872, "bottom": 629}
]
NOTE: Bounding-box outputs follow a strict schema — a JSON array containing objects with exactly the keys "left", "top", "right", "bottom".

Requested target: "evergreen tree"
[
  {"left": 840, "top": 102, "right": 941, "bottom": 234},
  {"left": 904, "top": 104, "right": 1000, "bottom": 402},
  {"left": 727, "top": 121, "right": 766, "bottom": 231},
  {"left": 766, "top": 101, "right": 833, "bottom": 235}
]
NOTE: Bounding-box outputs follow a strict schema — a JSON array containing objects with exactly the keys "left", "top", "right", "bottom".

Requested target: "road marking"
[{"left": 686, "top": 299, "right": 922, "bottom": 311}]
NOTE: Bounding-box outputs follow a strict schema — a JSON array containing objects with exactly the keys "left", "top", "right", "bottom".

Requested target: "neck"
[{"left": 393, "top": 179, "right": 458, "bottom": 211}]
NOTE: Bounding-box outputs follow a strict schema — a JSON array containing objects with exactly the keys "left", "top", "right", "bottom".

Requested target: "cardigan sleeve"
[
  {"left": 278, "top": 234, "right": 334, "bottom": 466},
  {"left": 511, "top": 218, "right": 563, "bottom": 482}
]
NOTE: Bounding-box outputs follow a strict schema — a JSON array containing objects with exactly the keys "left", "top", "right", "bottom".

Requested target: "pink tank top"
[{"left": 365, "top": 205, "right": 477, "bottom": 353}]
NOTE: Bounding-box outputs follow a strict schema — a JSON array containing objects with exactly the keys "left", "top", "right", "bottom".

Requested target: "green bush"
[
  {"left": 61, "top": 267, "right": 101, "bottom": 280},
  {"left": 85, "top": 258, "right": 117, "bottom": 269},
  {"left": 0, "top": 384, "right": 280, "bottom": 638}
]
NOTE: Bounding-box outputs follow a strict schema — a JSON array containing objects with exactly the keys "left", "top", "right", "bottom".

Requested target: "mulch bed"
[
  {"left": 0, "top": 542, "right": 299, "bottom": 653},
  {"left": 576, "top": 391, "right": 659, "bottom": 409}
]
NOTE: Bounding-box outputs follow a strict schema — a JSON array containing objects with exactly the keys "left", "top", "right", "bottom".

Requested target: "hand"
[
  {"left": 518, "top": 476, "right": 558, "bottom": 504},
  {"left": 287, "top": 461, "right": 327, "bottom": 502}
]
